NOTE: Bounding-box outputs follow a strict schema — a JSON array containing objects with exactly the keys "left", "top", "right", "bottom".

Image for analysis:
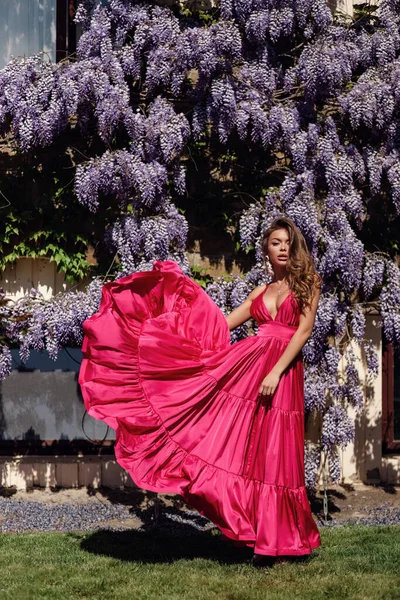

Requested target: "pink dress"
[{"left": 79, "top": 260, "right": 321, "bottom": 556}]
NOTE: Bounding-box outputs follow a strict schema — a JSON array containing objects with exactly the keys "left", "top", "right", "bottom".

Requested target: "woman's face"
[{"left": 266, "top": 228, "right": 290, "bottom": 269}]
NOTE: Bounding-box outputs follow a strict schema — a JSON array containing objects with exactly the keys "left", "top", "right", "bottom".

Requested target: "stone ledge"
[
  {"left": 0, "top": 456, "right": 131, "bottom": 491},
  {"left": 1, "top": 454, "right": 400, "bottom": 491}
]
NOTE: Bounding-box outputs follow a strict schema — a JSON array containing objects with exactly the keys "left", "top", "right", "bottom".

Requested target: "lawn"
[{"left": 0, "top": 525, "right": 399, "bottom": 600}]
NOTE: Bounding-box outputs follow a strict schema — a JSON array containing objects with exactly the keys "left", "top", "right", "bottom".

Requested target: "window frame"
[
  {"left": 382, "top": 341, "right": 400, "bottom": 453},
  {"left": 56, "top": 0, "right": 77, "bottom": 62},
  {"left": 0, "top": 345, "right": 115, "bottom": 457},
  {"left": 0, "top": 440, "right": 114, "bottom": 457}
]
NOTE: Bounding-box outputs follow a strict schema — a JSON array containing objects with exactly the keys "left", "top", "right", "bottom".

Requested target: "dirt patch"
[
  {"left": 1, "top": 483, "right": 399, "bottom": 530},
  {"left": 311, "top": 483, "right": 399, "bottom": 524}
]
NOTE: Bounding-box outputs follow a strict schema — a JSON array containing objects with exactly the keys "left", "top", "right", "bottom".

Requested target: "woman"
[{"left": 79, "top": 216, "right": 321, "bottom": 562}]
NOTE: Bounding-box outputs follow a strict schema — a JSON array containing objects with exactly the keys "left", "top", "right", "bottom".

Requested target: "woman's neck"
[{"left": 271, "top": 268, "right": 288, "bottom": 282}]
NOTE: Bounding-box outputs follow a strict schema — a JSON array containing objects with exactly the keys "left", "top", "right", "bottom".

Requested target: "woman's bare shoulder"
[{"left": 247, "top": 284, "right": 266, "bottom": 301}]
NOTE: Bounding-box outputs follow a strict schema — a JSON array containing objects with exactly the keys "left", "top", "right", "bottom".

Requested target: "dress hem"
[{"left": 223, "top": 530, "right": 322, "bottom": 556}]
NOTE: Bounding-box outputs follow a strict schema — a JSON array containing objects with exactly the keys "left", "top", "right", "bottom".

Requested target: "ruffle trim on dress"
[
  {"left": 114, "top": 400, "right": 304, "bottom": 489},
  {"left": 116, "top": 423, "right": 320, "bottom": 556},
  {"left": 111, "top": 369, "right": 319, "bottom": 556}
]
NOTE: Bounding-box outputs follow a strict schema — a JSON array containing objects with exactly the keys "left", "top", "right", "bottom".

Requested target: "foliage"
[
  {"left": 0, "top": 0, "right": 399, "bottom": 485},
  {"left": 190, "top": 265, "right": 215, "bottom": 288},
  {"left": 0, "top": 143, "right": 112, "bottom": 284}
]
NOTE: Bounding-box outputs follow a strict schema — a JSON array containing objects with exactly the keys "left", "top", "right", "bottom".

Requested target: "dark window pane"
[
  {"left": 0, "top": 348, "right": 114, "bottom": 442},
  {"left": 394, "top": 351, "right": 400, "bottom": 440}
]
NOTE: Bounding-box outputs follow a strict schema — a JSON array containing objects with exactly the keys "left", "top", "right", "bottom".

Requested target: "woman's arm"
[
  {"left": 226, "top": 285, "right": 265, "bottom": 331},
  {"left": 259, "top": 282, "right": 321, "bottom": 396}
]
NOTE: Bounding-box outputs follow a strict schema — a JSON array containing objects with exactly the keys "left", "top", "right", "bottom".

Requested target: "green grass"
[{"left": 0, "top": 526, "right": 399, "bottom": 600}]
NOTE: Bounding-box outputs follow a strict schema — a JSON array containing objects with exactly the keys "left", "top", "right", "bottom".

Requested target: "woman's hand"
[{"left": 259, "top": 370, "right": 281, "bottom": 396}]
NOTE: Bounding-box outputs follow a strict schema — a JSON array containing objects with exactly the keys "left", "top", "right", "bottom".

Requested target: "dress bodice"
[{"left": 250, "top": 287, "right": 300, "bottom": 328}]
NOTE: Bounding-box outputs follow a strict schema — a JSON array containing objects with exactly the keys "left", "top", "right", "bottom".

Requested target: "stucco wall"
[
  {"left": 0, "top": 257, "right": 70, "bottom": 300},
  {"left": 1, "top": 257, "right": 399, "bottom": 489}
]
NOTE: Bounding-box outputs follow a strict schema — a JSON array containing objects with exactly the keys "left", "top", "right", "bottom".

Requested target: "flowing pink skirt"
[{"left": 79, "top": 261, "right": 321, "bottom": 556}]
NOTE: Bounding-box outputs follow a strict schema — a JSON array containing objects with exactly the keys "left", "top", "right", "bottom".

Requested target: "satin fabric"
[{"left": 79, "top": 260, "right": 321, "bottom": 556}]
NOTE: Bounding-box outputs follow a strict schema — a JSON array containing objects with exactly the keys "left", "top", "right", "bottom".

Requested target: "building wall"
[
  {"left": 0, "top": 257, "right": 69, "bottom": 300},
  {"left": 339, "top": 316, "right": 400, "bottom": 485},
  {"left": 0, "top": 257, "right": 399, "bottom": 489},
  {"left": 330, "top": 0, "right": 379, "bottom": 18}
]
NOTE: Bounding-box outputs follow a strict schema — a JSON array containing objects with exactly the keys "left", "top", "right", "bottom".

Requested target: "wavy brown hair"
[{"left": 261, "top": 217, "right": 321, "bottom": 311}]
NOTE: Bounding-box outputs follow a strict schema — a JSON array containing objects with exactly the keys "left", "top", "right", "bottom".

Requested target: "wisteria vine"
[{"left": 0, "top": 0, "right": 400, "bottom": 488}]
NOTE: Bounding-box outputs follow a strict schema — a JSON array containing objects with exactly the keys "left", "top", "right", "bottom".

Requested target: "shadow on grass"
[
  {"left": 79, "top": 525, "right": 255, "bottom": 565},
  {"left": 79, "top": 488, "right": 318, "bottom": 565}
]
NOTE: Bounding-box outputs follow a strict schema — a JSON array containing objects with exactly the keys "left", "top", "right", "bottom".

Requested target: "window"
[
  {"left": 0, "top": 347, "right": 114, "bottom": 456},
  {"left": 0, "top": 0, "right": 77, "bottom": 70},
  {"left": 382, "top": 342, "right": 400, "bottom": 453}
]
